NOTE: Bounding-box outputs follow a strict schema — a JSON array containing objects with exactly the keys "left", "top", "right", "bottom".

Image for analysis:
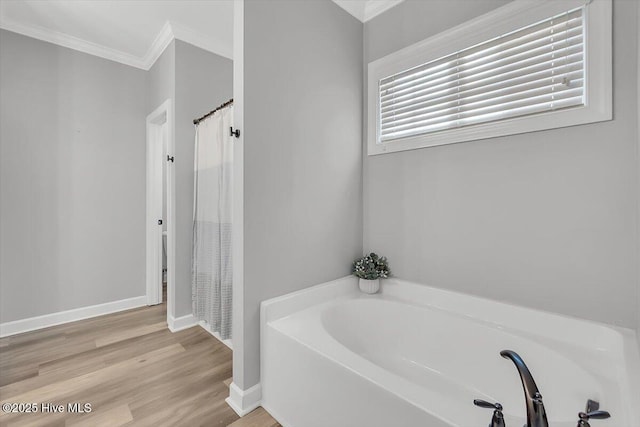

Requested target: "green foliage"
[{"left": 352, "top": 252, "right": 390, "bottom": 280}]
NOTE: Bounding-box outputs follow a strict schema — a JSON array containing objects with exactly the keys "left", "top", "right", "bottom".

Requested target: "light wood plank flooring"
[{"left": 0, "top": 301, "right": 279, "bottom": 427}]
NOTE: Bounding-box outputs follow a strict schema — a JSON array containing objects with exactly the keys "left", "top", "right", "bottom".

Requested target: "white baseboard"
[
  {"left": 0, "top": 296, "right": 147, "bottom": 338},
  {"left": 226, "top": 382, "right": 262, "bottom": 417},
  {"left": 261, "top": 403, "right": 289, "bottom": 427},
  {"left": 198, "top": 320, "right": 233, "bottom": 349},
  {"left": 167, "top": 313, "right": 197, "bottom": 332}
]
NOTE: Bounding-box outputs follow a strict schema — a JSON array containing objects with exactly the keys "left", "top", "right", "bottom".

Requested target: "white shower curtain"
[{"left": 192, "top": 105, "right": 233, "bottom": 339}]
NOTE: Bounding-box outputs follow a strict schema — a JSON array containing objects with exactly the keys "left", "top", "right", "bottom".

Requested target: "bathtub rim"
[{"left": 261, "top": 276, "right": 638, "bottom": 345}]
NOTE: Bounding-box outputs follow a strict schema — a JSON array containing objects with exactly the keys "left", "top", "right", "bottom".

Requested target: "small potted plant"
[{"left": 352, "top": 252, "right": 390, "bottom": 294}]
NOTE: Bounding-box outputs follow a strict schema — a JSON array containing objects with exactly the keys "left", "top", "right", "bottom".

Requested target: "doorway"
[{"left": 146, "top": 99, "right": 175, "bottom": 323}]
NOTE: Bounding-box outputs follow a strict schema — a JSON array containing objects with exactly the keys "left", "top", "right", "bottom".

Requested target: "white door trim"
[
  {"left": 230, "top": 0, "right": 246, "bottom": 396},
  {"left": 146, "top": 99, "right": 175, "bottom": 323}
]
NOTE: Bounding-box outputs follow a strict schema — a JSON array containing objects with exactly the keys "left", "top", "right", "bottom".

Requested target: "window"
[{"left": 367, "top": 0, "right": 612, "bottom": 155}]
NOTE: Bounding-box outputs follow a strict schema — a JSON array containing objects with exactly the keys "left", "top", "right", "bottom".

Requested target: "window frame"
[{"left": 367, "top": 0, "right": 612, "bottom": 156}]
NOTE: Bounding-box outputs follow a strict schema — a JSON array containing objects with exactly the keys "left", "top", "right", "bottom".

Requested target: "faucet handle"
[
  {"left": 474, "top": 399, "right": 505, "bottom": 427},
  {"left": 585, "top": 399, "right": 600, "bottom": 413},
  {"left": 474, "top": 399, "right": 503, "bottom": 410},
  {"left": 577, "top": 410, "right": 611, "bottom": 427}
]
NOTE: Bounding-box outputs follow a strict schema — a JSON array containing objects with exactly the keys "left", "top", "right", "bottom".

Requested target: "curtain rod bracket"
[{"left": 230, "top": 127, "right": 240, "bottom": 138}]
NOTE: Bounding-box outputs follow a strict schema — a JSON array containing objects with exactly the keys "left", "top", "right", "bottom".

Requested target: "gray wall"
[
  {"left": 241, "top": 0, "right": 363, "bottom": 388},
  {"left": 147, "top": 40, "right": 175, "bottom": 114},
  {"left": 0, "top": 30, "right": 147, "bottom": 322},
  {"left": 0, "top": 30, "right": 232, "bottom": 324},
  {"left": 364, "top": 0, "right": 639, "bottom": 328},
  {"left": 174, "top": 40, "right": 233, "bottom": 317}
]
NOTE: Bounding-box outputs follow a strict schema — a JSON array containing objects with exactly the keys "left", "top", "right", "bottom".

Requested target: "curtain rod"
[{"left": 193, "top": 98, "right": 233, "bottom": 125}]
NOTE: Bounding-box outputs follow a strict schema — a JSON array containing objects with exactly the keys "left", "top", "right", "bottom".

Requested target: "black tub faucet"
[{"left": 500, "top": 350, "right": 548, "bottom": 427}]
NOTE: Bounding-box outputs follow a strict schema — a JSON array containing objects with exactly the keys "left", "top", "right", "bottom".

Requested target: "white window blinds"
[{"left": 379, "top": 7, "right": 585, "bottom": 143}]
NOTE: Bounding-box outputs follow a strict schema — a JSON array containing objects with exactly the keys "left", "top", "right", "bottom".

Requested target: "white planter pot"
[{"left": 358, "top": 278, "right": 380, "bottom": 294}]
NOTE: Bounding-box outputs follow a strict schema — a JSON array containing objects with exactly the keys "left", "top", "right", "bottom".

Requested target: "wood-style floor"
[{"left": 0, "top": 295, "right": 280, "bottom": 427}]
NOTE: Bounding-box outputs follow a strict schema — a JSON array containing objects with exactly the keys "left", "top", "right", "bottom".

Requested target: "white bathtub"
[{"left": 260, "top": 277, "right": 640, "bottom": 427}]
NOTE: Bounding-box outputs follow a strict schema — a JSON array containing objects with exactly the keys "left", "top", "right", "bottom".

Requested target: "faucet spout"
[{"left": 500, "top": 350, "right": 548, "bottom": 427}]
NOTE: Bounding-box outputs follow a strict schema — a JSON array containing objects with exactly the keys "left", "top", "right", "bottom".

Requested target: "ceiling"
[
  {"left": 0, "top": 0, "right": 234, "bottom": 70},
  {"left": 0, "top": 0, "right": 402, "bottom": 71}
]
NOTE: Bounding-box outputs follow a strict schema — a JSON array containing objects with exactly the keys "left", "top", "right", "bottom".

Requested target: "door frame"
[{"left": 146, "top": 99, "right": 175, "bottom": 323}]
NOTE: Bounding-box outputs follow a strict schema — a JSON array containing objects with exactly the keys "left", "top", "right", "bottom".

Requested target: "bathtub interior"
[
  {"left": 320, "top": 297, "right": 621, "bottom": 424},
  {"left": 261, "top": 277, "right": 639, "bottom": 427}
]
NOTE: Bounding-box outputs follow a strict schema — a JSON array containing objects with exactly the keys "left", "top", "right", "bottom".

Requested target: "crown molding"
[
  {"left": 0, "top": 16, "right": 148, "bottom": 69},
  {"left": 142, "top": 21, "right": 175, "bottom": 69},
  {"left": 332, "top": 0, "right": 404, "bottom": 22},
  {"left": 332, "top": 0, "right": 365, "bottom": 21},
  {"left": 0, "top": 17, "right": 233, "bottom": 71},
  {"left": 363, "top": 0, "right": 404, "bottom": 21}
]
